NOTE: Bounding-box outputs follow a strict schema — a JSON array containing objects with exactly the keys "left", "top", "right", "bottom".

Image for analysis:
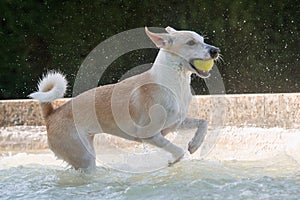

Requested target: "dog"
[{"left": 29, "top": 26, "right": 220, "bottom": 172}]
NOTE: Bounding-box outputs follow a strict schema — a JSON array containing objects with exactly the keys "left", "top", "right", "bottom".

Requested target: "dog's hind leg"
[
  {"left": 75, "top": 130, "right": 97, "bottom": 172},
  {"left": 143, "top": 133, "right": 185, "bottom": 165},
  {"left": 47, "top": 124, "right": 97, "bottom": 173},
  {"left": 179, "top": 118, "right": 208, "bottom": 154}
]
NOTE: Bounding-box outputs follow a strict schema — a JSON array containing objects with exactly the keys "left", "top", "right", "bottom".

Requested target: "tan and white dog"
[{"left": 29, "top": 27, "right": 220, "bottom": 172}]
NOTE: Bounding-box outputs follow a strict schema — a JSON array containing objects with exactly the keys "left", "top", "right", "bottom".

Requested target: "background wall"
[
  {"left": 1, "top": 94, "right": 299, "bottom": 128},
  {"left": 0, "top": 0, "right": 299, "bottom": 99}
]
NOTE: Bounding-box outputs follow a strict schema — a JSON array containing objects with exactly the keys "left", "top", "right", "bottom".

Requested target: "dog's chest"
[
  {"left": 161, "top": 78, "right": 192, "bottom": 122},
  {"left": 178, "top": 80, "right": 193, "bottom": 117}
]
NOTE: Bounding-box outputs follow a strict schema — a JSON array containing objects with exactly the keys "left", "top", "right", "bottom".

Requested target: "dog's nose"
[{"left": 209, "top": 47, "right": 220, "bottom": 59}]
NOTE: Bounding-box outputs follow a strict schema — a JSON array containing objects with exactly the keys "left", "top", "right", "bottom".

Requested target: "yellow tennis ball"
[{"left": 193, "top": 59, "right": 214, "bottom": 72}]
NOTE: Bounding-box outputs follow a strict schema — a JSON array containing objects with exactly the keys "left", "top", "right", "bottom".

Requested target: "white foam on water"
[
  {"left": 0, "top": 152, "right": 65, "bottom": 170},
  {"left": 0, "top": 126, "right": 300, "bottom": 172}
]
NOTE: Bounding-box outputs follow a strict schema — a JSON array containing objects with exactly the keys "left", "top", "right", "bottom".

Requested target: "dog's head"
[{"left": 145, "top": 26, "right": 220, "bottom": 78}]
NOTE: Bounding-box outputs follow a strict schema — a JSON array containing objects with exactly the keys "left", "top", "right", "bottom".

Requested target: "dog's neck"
[{"left": 150, "top": 49, "right": 192, "bottom": 85}]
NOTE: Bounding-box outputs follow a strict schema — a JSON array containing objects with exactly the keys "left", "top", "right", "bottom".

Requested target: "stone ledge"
[{"left": 1, "top": 93, "right": 299, "bottom": 128}]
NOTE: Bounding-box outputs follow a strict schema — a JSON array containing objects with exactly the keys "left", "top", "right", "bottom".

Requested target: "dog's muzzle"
[{"left": 190, "top": 47, "right": 220, "bottom": 78}]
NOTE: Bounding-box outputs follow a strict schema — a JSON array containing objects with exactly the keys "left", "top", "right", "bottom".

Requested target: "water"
[{"left": 1, "top": 153, "right": 300, "bottom": 200}]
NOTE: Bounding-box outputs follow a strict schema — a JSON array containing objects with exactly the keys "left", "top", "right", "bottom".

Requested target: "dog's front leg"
[
  {"left": 143, "top": 133, "right": 185, "bottom": 165},
  {"left": 180, "top": 118, "right": 208, "bottom": 154}
]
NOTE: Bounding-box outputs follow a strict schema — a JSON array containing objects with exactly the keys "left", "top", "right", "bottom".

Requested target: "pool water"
[{"left": 1, "top": 153, "right": 300, "bottom": 200}]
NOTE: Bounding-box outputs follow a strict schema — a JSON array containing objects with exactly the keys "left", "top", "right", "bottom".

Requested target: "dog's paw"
[
  {"left": 168, "top": 148, "right": 185, "bottom": 166},
  {"left": 188, "top": 138, "right": 203, "bottom": 154},
  {"left": 168, "top": 156, "right": 182, "bottom": 167},
  {"left": 188, "top": 128, "right": 206, "bottom": 154}
]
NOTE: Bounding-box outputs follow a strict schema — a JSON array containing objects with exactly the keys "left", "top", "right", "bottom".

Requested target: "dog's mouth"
[{"left": 189, "top": 59, "right": 214, "bottom": 78}]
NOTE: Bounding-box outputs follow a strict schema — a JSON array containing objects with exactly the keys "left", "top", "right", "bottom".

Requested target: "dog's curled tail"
[{"left": 28, "top": 71, "right": 68, "bottom": 118}]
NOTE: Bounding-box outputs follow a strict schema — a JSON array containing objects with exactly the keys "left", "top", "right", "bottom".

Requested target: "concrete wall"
[{"left": 1, "top": 93, "right": 299, "bottom": 128}]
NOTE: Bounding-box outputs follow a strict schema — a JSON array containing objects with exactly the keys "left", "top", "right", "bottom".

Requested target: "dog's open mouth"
[{"left": 189, "top": 59, "right": 214, "bottom": 78}]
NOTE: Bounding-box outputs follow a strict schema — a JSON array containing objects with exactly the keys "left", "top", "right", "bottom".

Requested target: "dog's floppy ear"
[{"left": 145, "top": 27, "right": 173, "bottom": 48}]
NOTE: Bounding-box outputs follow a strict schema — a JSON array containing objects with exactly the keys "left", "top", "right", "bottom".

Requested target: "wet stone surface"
[{"left": 1, "top": 94, "right": 299, "bottom": 128}]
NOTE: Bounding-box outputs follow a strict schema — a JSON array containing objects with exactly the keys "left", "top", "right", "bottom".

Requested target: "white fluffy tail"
[{"left": 29, "top": 71, "right": 68, "bottom": 102}]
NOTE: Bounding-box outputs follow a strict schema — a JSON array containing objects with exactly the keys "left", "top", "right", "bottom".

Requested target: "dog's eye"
[{"left": 186, "top": 40, "right": 196, "bottom": 46}]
